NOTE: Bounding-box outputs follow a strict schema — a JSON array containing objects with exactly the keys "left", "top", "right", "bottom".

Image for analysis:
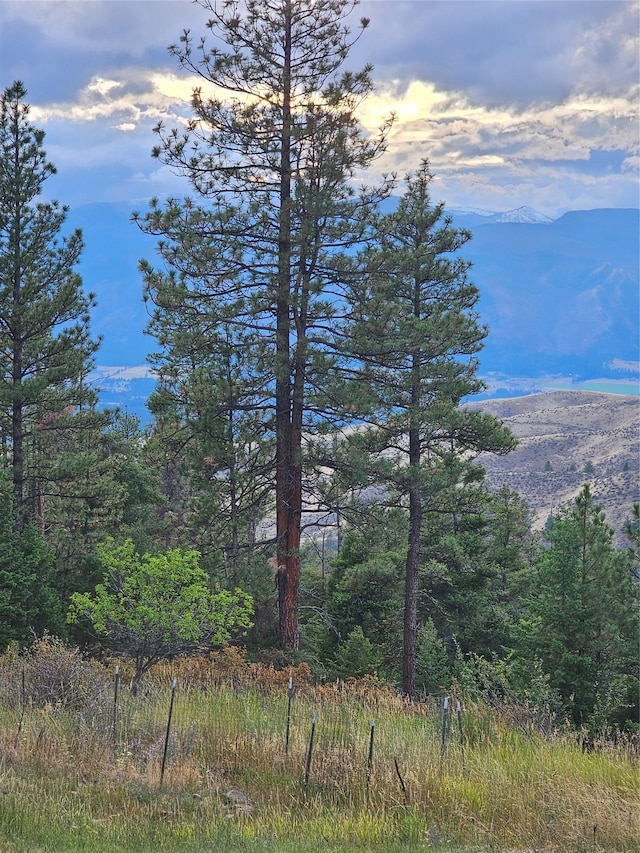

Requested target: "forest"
[{"left": 0, "top": 0, "right": 638, "bottom": 742}]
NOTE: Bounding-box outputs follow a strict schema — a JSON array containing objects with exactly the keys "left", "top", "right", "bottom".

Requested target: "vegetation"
[
  {"left": 0, "top": 19, "right": 638, "bottom": 853},
  {"left": 0, "top": 471, "right": 62, "bottom": 646},
  {"left": 0, "top": 639, "right": 637, "bottom": 853},
  {"left": 336, "top": 162, "right": 516, "bottom": 695},
  {"left": 0, "top": 81, "right": 109, "bottom": 540},
  {"left": 516, "top": 484, "right": 638, "bottom": 728},
  {"left": 68, "top": 538, "right": 253, "bottom": 694},
  {"left": 134, "top": 0, "right": 391, "bottom": 651}
]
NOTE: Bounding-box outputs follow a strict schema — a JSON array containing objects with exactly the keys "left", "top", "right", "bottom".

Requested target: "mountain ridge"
[
  {"left": 61, "top": 203, "right": 639, "bottom": 421},
  {"left": 451, "top": 204, "right": 555, "bottom": 225}
]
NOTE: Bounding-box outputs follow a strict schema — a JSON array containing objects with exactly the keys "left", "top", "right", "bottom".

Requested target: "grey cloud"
[
  {"left": 357, "top": 0, "right": 638, "bottom": 106},
  {"left": 0, "top": 1, "right": 193, "bottom": 103},
  {"left": 0, "top": 0, "right": 636, "bottom": 217},
  {"left": 1, "top": 1, "right": 191, "bottom": 58}
]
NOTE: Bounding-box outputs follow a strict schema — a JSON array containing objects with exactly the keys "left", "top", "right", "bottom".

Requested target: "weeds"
[{"left": 0, "top": 641, "right": 637, "bottom": 853}]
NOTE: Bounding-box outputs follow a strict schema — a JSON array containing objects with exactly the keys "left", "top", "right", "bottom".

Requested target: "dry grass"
[{"left": 0, "top": 643, "right": 637, "bottom": 852}]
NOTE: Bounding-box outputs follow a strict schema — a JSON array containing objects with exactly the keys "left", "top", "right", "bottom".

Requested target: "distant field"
[{"left": 538, "top": 378, "right": 640, "bottom": 395}]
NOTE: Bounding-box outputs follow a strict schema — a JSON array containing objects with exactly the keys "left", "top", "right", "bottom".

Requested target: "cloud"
[
  {"left": 358, "top": 1, "right": 639, "bottom": 105},
  {"left": 1, "top": 0, "right": 190, "bottom": 58},
  {"left": 30, "top": 67, "right": 191, "bottom": 127},
  {"left": 359, "top": 78, "right": 638, "bottom": 173},
  {"left": 1, "top": 0, "right": 637, "bottom": 216}
]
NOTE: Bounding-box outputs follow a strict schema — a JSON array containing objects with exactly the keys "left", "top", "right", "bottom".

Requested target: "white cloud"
[
  {"left": 353, "top": 73, "right": 639, "bottom": 213},
  {"left": 2, "top": 0, "right": 637, "bottom": 216}
]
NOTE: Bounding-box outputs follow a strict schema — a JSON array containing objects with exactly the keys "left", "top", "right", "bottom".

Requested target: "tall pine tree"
[
  {"left": 135, "top": 0, "right": 391, "bottom": 648},
  {"left": 340, "top": 162, "right": 515, "bottom": 697},
  {"left": 0, "top": 81, "right": 104, "bottom": 537}
]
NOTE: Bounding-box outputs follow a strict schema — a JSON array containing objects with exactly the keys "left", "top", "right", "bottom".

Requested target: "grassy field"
[{"left": 0, "top": 642, "right": 637, "bottom": 853}]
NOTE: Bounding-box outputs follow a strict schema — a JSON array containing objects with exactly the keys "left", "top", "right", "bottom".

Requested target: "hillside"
[{"left": 472, "top": 391, "right": 640, "bottom": 536}]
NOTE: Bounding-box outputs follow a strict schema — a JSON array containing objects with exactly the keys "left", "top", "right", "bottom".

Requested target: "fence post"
[
  {"left": 160, "top": 678, "right": 177, "bottom": 788},
  {"left": 440, "top": 696, "right": 451, "bottom": 764},
  {"left": 366, "top": 718, "right": 375, "bottom": 802},
  {"left": 456, "top": 699, "right": 465, "bottom": 769},
  {"left": 112, "top": 665, "right": 120, "bottom": 753},
  {"left": 285, "top": 675, "right": 293, "bottom": 756},
  {"left": 14, "top": 668, "right": 26, "bottom": 749},
  {"left": 304, "top": 710, "right": 317, "bottom": 787}
]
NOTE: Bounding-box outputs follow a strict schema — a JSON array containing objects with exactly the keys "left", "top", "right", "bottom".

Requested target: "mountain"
[
  {"left": 64, "top": 203, "right": 639, "bottom": 421},
  {"left": 470, "top": 391, "right": 640, "bottom": 540},
  {"left": 451, "top": 205, "right": 554, "bottom": 225},
  {"left": 464, "top": 208, "right": 639, "bottom": 382},
  {"left": 66, "top": 202, "right": 151, "bottom": 366},
  {"left": 65, "top": 203, "right": 156, "bottom": 422}
]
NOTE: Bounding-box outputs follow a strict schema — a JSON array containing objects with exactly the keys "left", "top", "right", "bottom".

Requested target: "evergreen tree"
[
  {"left": 623, "top": 502, "right": 639, "bottom": 581},
  {"left": 325, "top": 524, "right": 405, "bottom": 672},
  {"left": 0, "top": 470, "right": 63, "bottom": 648},
  {"left": 0, "top": 82, "right": 105, "bottom": 535},
  {"left": 143, "top": 295, "right": 275, "bottom": 577},
  {"left": 518, "top": 485, "right": 639, "bottom": 727},
  {"left": 340, "top": 162, "right": 515, "bottom": 696},
  {"left": 98, "top": 411, "right": 165, "bottom": 556},
  {"left": 416, "top": 484, "right": 531, "bottom": 676},
  {"left": 135, "top": 0, "right": 391, "bottom": 648}
]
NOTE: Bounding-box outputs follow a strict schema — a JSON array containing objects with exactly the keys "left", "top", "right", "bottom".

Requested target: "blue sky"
[{"left": 0, "top": 0, "right": 638, "bottom": 216}]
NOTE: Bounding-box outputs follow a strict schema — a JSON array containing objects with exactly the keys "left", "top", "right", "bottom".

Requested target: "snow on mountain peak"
[
  {"left": 488, "top": 206, "right": 554, "bottom": 224},
  {"left": 449, "top": 205, "right": 555, "bottom": 224}
]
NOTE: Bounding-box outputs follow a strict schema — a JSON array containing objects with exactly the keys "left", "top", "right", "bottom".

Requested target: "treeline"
[{"left": 0, "top": 0, "right": 638, "bottom": 736}]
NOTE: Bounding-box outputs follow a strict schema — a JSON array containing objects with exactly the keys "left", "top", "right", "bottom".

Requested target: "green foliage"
[
  {"left": 135, "top": 0, "right": 393, "bottom": 650},
  {"left": 624, "top": 502, "right": 639, "bottom": 580},
  {"left": 99, "top": 411, "right": 165, "bottom": 555},
  {"left": 423, "top": 485, "right": 533, "bottom": 665},
  {"left": 68, "top": 538, "right": 253, "bottom": 692},
  {"left": 0, "top": 472, "right": 63, "bottom": 648},
  {"left": 333, "top": 625, "right": 382, "bottom": 679},
  {"left": 0, "top": 82, "right": 105, "bottom": 535},
  {"left": 415, "top": 618, "right": 452, "bottom": 696},
  {"left": 517, "top": 485, "right": 639, "bottom": 729},
  {"left": 334, "top": 161, "right": 515, "bottom": 696},
  {"left": 324, "top": 521, "right": 405, "bottom": 674}
]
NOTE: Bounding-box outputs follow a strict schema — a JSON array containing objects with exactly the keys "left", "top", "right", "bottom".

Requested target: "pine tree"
[
  {"left": 135, "top": 0, "right": 391, "bottom": 648},
  {"left": 0, "top": 82, "right": 104, "bottom": 535},
  {"left": 519, "top": 485, "right": 639, "bottom": 727},
  {"left": 0, "top": 470, "right": 63, "bottom": 648},
  {"left": 340, "top": 162, "right": 515, "bottom": 696},
  {"left": 143, "top": 306, "right": 275, "bottom": 579}
]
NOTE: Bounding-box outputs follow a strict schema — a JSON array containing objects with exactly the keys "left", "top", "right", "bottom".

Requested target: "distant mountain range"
[
  {"left": 65, "top": 203, "right": 640, "bottom": 423},
  {"left": 450, "top": 205, "right": 555, "bottom": 225}
]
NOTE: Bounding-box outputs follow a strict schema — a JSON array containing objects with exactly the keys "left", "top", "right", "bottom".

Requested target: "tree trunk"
[
  {"left": 402, "top": 464, "right": 422, "bottom": 697},
  {"left": 276, "top": 4, "right": 298, "bottom": 649},
  {"left": 403, "top": 352, "right": 423, "bottom": 697},
  {"left": 11, "top": 252, "right": 24, "bottom": 533}
]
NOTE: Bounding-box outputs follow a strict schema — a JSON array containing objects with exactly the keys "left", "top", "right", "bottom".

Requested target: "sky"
[{"left": 0, "top": 0, "right": 638, "bottom": 218}]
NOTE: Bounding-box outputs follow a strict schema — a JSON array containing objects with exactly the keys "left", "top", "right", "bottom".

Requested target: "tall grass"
[{"left": 0, "top": 640, "right": 637, "bottom": 852}]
